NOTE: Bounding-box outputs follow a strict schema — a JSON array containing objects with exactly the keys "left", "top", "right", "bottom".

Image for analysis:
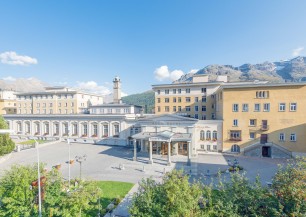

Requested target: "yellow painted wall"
[{"left": 218, "top": 85, "right": 306, "bottom": 153}]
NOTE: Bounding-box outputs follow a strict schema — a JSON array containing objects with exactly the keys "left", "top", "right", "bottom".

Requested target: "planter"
[{"left": 55, "top": 164, "right": 61, "bottom": 170}]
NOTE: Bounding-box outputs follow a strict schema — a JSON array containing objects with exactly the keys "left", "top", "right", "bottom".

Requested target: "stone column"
[
  {"left": 149, "top": 141, "right": 153, "bottom": 164},
  {"left": 167, "top": 141, "right": 171, "bottom": 166},
  {"left": 187, "top": 141, "right": 191, "bottom": 166},
  {"left": 133, "top": 139, "right": 137, "bottom": 161}
]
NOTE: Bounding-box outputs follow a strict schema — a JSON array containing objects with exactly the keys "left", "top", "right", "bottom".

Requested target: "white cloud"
[
  {"left": 76, "top": 81, "right": 111, "bottom": 95},
  {"left": 154, "top": 65, "right": 170, "bottom": 81},
  {"left": 154, "top": 66, "right": 199, "bottom": 82},
  {"left": 188, "top": 69, "right": 198, "bottom": 74},
  {"left": 292, "top": 47, "right": 304, "bottom": 57},
  {"left": 0, "top": 51, "right": 38, "bottom": 66},
  {"left": 170, "top": 70, "right": 184, "bottom": 81},
  {"left": 2, "top": 76, "right": 16, "bottom": 81}
]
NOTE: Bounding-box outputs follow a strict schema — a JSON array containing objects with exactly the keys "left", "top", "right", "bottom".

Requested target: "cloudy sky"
[{"left": 0, "top": 1, "right": 306, "bottom": 95}]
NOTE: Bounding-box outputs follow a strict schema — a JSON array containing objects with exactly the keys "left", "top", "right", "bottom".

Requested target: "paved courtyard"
[{"left": 0, "top": 141, "right": 287, "bottom": 185}]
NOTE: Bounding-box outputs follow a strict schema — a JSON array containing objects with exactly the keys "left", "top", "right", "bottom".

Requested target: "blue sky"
[{"left": 0, "top": 0, "right": 306, "bottom": 95}]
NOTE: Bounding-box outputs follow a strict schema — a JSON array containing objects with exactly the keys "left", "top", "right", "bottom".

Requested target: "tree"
[
  {"left": 0, "top": 115, "right": 15, "bottom": 156},
  {"left": 0, "top": 164, "right": 102, "bottom": 217},
  {"left": 130, "top": 170, "right": 204, "bottom": 217},
  {"left": 0, "top": 164, "right": 38, "bottom": 217},
  {"left": 272, "top": 157, "right": 306, "bottom": 216}
]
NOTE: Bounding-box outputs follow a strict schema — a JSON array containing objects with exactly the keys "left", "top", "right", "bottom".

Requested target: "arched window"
[
  {"left": 82, "top": 123, "right": 88, "bottom": 137},
  {"left": 206, "top": 130, "right": 211, "bottom": 140},
  {"left": 113, "top": 123, "right": 120, "bottom": 137},
  {"left": 102, "top": 123, "right": 109, "bottom": 137},
  {"left": 34, "top": 122, "right": 40, "bottom": 135},
  {"left": 212, "top": 131, "right": 217, "bottom": 140},
  {"left": 25, "top": 122, "right": 30, "bottom": 134},
  {"left": 17, "top": 122, "right": 22, "bottom": 133},
  {"left": 200, "top": 130, "right": 205, "bottom": 141},
  {"left": 231, "top": 144, "right": 240, "bottom": 153},
  {"left": 44, "top": 122, "right": 49, "bottom": 135}
]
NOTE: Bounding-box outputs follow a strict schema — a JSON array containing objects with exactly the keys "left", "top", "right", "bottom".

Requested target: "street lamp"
[
  {"left": 75, "top": 155, "right": 87, "bottom": 180},
  {"left": 31, "top": 137, "right": 42, "bottom": 217},
  {"left": 67, "top": 128, "right": 71, "bottom": 191}
]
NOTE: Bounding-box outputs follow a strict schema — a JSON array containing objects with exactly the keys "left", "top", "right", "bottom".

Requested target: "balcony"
[
  {"left": 260, "top": 125, "right": 269, "bottom": 131},
  {"left": 229, "top": 137, "right": 242, "bottom": 141}
]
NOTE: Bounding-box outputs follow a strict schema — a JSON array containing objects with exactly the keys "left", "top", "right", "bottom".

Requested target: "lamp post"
[
  {"left": 67, "top": 128, "right": 71, "bottom": 191},
  {"left": 35, "top": 139, "right": 42, "bottom": 217},
  {"left": 75, "top": 155, "right": 87, "bottom": 180}
]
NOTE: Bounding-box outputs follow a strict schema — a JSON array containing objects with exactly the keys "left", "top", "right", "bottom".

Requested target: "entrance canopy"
[{"left": 132, "top": 130, "right": 191, "bottom": 142}]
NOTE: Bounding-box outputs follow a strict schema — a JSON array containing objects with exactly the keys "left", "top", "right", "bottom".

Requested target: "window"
[
  {"left": 194, "top": 114, "right": 198, "bottom": 119},
  {"left": 279, "top": 103, "right": 285, "bottom": 111},
  {"left": 290, "top": 133, "right": 296, "bottom": 142},
  {"left": 185, "top": 106, "right": 191, "bottom": 111},
  {"left": 186, "top": 97, "right": 191, "bottom": 102},
  {"left": 178, "top": 106, "right": 182, "bottom": 111},
  {"left": 113, "top": 124, "right": 120, "bottom": 136},
  {"left": 201, "top": 88, "right": 206, "bottom": 93},
  {"left": 157, "top": 106, "right": 161, "bottom": 112},
  {"left": 263, "top": 103, "right": 270, "bottom": 112},
  {"left": 178, "top": 97, "right": 182, "bottom": 103},
  {"left": 231, "top": 144, "right": 240, "bottom": 153},
  {"left": 233, "top": 104, "right": 239, "bottom": 112},
  {"left": 206, "top": 131, "right": 211, "bottom": 140},
  {"left": 201, "top": 145, "right": 205, "bottom": 150},
  {"left": 195, "top": 97, "right": 199, "bottom": 102},
  {"left": 211, "top": 113, "right": 215, "bottom": 119},
  {"left": 230, "top": 131, "right": 241, "bottom": 140},
  {"left": 93, "top": 124, "right": 98, "bottom": 136},
  {"left": 202, "top": 96, "right": 206, "bottom": 102},
  {"left": 233, "top": 119, "right": 238, "bottom": 126},
  {"left": 165, "top": 106, "right": 170, "bottom": 112},
  {"left": 279, "top": 133, "right": 285, "bottom": 141},
  {"left": 256, "top": 91, "right": 269, "bottom": 98},
  {"left": 157, "top": 90, "right": 160, "bottom": 95},
  {"left": 207, "top": 145, "right": 211, "bottom": 151},
  {"left": 212, "top": 104, "right": 215, "bottom": 109},
  {"left": 195, "top": 106, "right": 199, "bottom": 112},
  {"left": 249, "top": 119, "right": 256, "bottom": 126},
  {"left": 178, "top": 89, "right": 181, "bottom": 94},
  {"left": 157, "top": 98, "right": 161, "bottom": 103},
  {"left": 213, "top": 145, "right": 217, "bottom": 150},
  {"left": 165, "top": 89, "right": 169, "bottom": 94},
  {"left": 290, "top": 103, "right": 297, "bottom": 111},
  {"left": 103, "top": 124, "right": 109, "bottom": 137},
  {"left": 173, "top": 97, "right": 177, "bottom": 103},
  {"left": 173, "top": 89, "right": 176, "bottom": 94},
  {"left": 254, "top": 103, "right": 260, "bottom": 112},
  {"left": 202, "top": 106, "right": 206, "bottom": 112},
  {"left": 249, "top": 132, "right": 255, "bottom": 139},
  {"left": 165, "top": 98, "right": 169, "bottom": 103},
  {"left": 242, "top": 104, "right": 249, "bottom": 112},
  {"left": 186, "top": 88, "right": 190, "bottom": 93},
  {"left": 173, "top": 106, "right": 177, "bottom": 112},
  {"left": 212, "top": 131, "right": 217, "bottom": 140},
  {"left": 49, "top": 103, "right": 53, "bottom": 107},
  {"left": 201, "top": 115, "right": 206, "bottom": 120}
]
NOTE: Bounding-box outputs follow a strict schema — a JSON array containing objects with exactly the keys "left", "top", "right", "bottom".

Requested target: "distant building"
[
  {"left": 0, "top": 90, "right": 16, "bottom": 115},
  {"left": 15, "top": 87, "right": 103, "bottom": 115}
]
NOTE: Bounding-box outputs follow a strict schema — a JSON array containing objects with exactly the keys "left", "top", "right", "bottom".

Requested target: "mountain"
[
  {"left": 0, "top": 78, "right": 47, "bottom": 92},
  {"left": 122, "top": 90, "right": 155, "bottom": 114},
  {"left": 174, "top": 56, "right": 306, "bottom": 83}
]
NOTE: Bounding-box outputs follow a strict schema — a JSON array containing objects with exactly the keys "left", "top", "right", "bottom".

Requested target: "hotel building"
[{"left": 15, "top": 87, "right": 103, "bottom": 115}]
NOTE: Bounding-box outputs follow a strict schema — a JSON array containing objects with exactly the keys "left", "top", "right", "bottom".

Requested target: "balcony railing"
[
  {"left": 229, "top": 137, "right": 242, "bottom": 141},
  {"left": 260, "top": 125, "right": 269, "bottom": 131}
]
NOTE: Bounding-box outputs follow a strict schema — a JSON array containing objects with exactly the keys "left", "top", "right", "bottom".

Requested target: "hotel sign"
[{"left": 149, "top": 137, "right": 170, "bottom": 142}]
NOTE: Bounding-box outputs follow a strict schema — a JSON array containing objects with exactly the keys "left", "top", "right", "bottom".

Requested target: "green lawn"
[
  {"left": 96, "top": 181, "right": 134, "bottom": 210},
  {"left": 18, "top": 139, "right": 47, "bottom": 145}
]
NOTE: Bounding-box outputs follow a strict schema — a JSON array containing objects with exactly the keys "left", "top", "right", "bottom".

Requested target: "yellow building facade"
[
  {"left": 216, "top": 83, "right": 306, "bottom": 156},
  {"left": 16, "top": 87, "right": 103, "bottom": 115},
  {"left": 152, "top": 75, "right": 224, "bottom": 120},
  {"left": 0, "top": 90, "right": 16, "bottom": 115}
]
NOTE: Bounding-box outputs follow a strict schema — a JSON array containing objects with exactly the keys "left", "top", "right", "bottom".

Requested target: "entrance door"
[
  {"left": 161, "top": 143, "right": 168, "bottom": 155},
  {"left": 260, "top": 134, "right": 268, "bottom": 144},
  {"left": 178, "top": 143, "right": 188, "bottom": 155},
  {"left": 262, "top": 146, "right": 271, "bottom": 157}
]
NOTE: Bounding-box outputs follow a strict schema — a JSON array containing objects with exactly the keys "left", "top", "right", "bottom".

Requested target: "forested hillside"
[{"left": 122, "top": 90, "right": 155, "bottom": 114}]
